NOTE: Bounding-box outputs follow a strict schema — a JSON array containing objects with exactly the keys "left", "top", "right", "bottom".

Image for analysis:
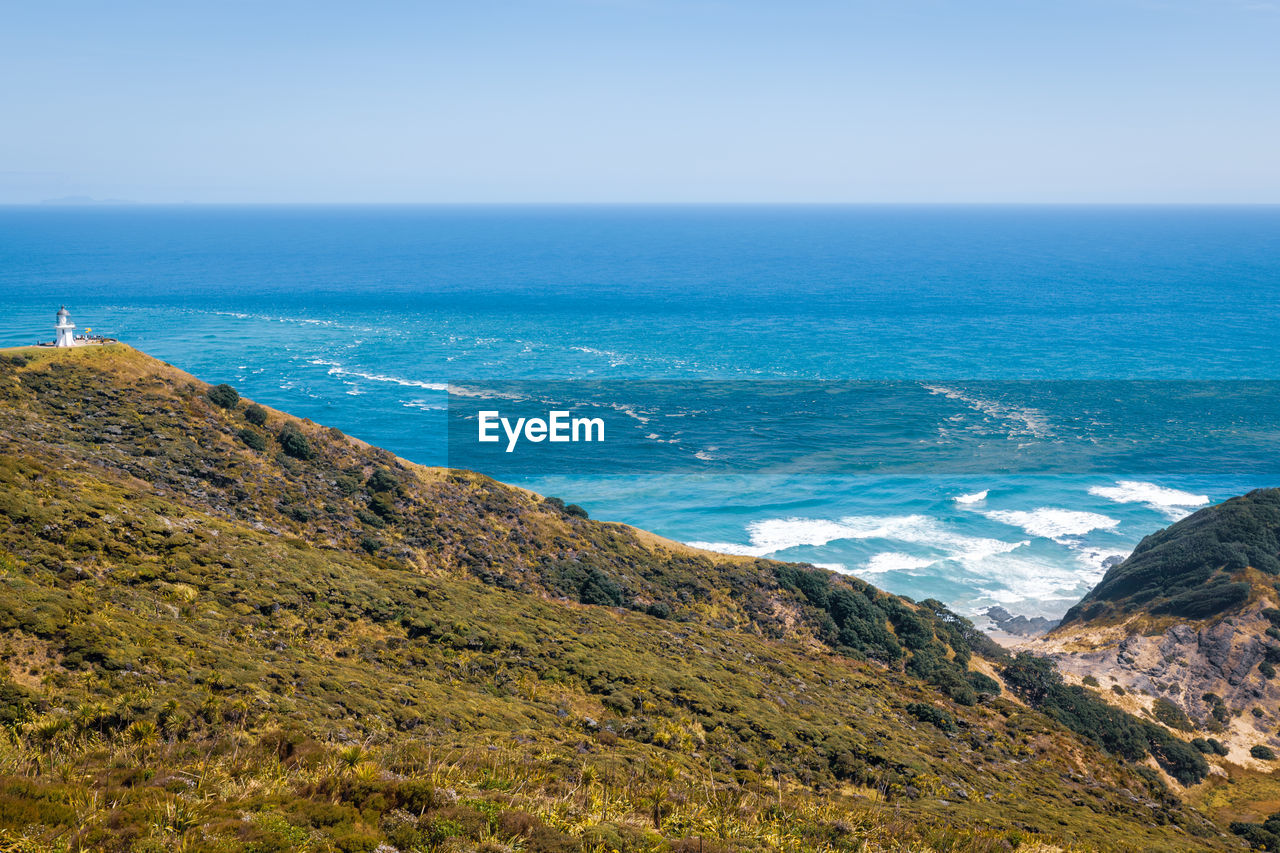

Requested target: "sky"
[{"left": 1, "top": 0, "right": 1277, "bottom": 203}]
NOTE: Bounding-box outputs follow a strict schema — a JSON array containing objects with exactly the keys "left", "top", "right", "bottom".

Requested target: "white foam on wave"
[
  {"left": 1088, "top": 480, "right": 1209, "bottom": 520},
  {"left": 1070, "top": 545, "right": 1132, "bottom": 583},
  {"left": 569, "top": 345, "right": 629, "bottom": 367},
  {"left": 860, "top": 552, "right": 937, "bottom": 574},
  {"left": 953, "top": 489, "right": 989, "bottom": 504},
  {"left": 981, "top": 508, "right": 1119, "bottom": 542},
  {"left": 446, "top": 385, "right": 525, "bottom": 401},
  {"left": 811, "top": 562, "right": 848, "bottom": 573},
  {"left": 605, "top": 402, "right": 651, "bottom": 425},
  {"left": 686, "top": 514, "right": 1027, "bottom": 568},
  {"left": 685, "top": 541, "right": 765, "bottom": 557},
  {"left": 971, "top": 545, "right": 1118, "bottom": 612},
  {"left": 685, "top": 513, "right": 1101, "bottom": 610}
]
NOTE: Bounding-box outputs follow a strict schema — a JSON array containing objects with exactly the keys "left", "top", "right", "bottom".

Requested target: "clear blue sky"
[{"left": 2, "top": 0, "right": 1276, "bottom": 203}]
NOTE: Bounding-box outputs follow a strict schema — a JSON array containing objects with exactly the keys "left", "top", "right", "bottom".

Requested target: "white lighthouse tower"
[{"left": 54, "top": 306, "right": 76, "bottom": 347}]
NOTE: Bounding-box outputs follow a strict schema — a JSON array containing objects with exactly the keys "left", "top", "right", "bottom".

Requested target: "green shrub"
[
  {"left": 579, "top": 568, "right": 624, "bottom": 606},
  {"left": 1230, "top": 819, "right": 1280, "bottom": 851},
  {"left": 238, "top": 427, "right": 267, "bottom": 452},
  {"left": 207, "top": 383, "right": 240, "bottom": 409},
  {"left": 367, "top": 467, "right": 401, "bottom": 494},
  {"left": 1151, "top": 581, "right": 1251, "bottom": 620},
  {"left": 1145, "top": 725, "right": 1209, "bottom": 785},
  {"left": 369, "top": 492, "right": 397, "bottom": 520},
  {"left": 278, "top": 423, "right": 315, "bottom": 460},
  {"left": 244, "top": 403, "right": 268, "bottom": 426},
  {"left": 356, "top": 508, "right": 385, "bottom": 528},
  {"left": 645, "top": 602, "right": 672, "bottom": 619},
  {"left": 0, "top": 680, "right": 37, "bottom": 725},
  {"left": 1152, "top": 697, "right": 1193, "bottom": 731},
  {"left": 906, "top": 702, "right": 957, "bottom": 733},
  {"left": 1253, "top": 744, "right": 1277, "bottom": 760}
]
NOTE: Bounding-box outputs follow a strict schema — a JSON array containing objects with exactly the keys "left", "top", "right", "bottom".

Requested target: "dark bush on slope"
[
  {"left": 206, "top": 382, "right": 239, "bottom": 408},
  {"left": 776, "top": 564, "right": 1006, "bottom": 704}
]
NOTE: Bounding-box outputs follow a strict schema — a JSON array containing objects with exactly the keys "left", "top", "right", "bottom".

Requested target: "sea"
[{"left": 3, "top": 204, "right": 1278, "bottom": 624}]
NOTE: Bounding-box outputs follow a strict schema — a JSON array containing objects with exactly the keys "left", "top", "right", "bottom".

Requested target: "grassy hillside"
[{"left": 0, "top": 344, "right": 1233, "bottom": 851}]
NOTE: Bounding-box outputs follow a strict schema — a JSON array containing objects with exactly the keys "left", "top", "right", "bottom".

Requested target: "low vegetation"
[
  {"left": 1000, "top": 655, "right": 1208, "bottom": 786},
  {"left": 0, "top": 345, "right": 1241, "bottom": 850}
]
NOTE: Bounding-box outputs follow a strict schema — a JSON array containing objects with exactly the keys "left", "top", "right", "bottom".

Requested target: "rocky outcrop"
[
  {"left": 1030, "top": 600, "right": 1280, "bottom": 766},
  {"left": 986, "top": 606, "right": 1058, "bottom": 637}
]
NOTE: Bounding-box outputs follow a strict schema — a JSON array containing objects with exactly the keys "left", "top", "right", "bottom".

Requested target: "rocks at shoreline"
[{"left": 986, "top": 606, "right": 1059, "bottom": 637}]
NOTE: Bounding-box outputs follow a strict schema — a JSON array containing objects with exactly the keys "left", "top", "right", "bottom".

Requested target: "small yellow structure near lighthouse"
[{"left": 41, "top": 307, "right": 115, "bottom": 347}]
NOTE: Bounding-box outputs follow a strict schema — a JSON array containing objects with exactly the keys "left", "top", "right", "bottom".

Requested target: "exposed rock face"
[
  {"left": 1031, "top": 600, "right": 1280, "bottom": 766},
  {"left": 985, "top": 606, "right": 1059, "bottom": 637}
]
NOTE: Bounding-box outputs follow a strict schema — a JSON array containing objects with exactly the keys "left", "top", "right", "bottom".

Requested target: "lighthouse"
[{"left": 54, "top": 306, "right": 76, "bottom": 347}]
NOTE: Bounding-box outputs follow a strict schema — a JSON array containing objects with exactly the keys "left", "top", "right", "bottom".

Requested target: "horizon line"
[{"left": 6, "top": 200, "right": 1280, "bottom": 208}]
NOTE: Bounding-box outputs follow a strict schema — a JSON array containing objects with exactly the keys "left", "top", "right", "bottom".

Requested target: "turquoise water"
[{"left": 3, "top": 204, "right": 1278, "bottom": 621}]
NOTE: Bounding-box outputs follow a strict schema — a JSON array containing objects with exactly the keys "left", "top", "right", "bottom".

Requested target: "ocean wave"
[
  {"left": 686, "top": 514, "right": 1027, "bottom": 568},
  {"left": 971, "top": 548, "right": 1113, "bottom": 614},
  {"left": 685, "top": 541, "right": 764, "bottom": 557},
  {"left": 603, "top": 401, "right": 651, "bottom": 425},
  {"left": 981, "top": 508, "right": 1119, "bottom": 542},
  {"left": 1088, "top": 480, "right": 1209, "bottom": 520},
  {"left": 859, "top": 552, "right": 937, "bottom": 574},
  {"left": 1070, "top": 545, "right": 1131, "bottom": 578},
  {"left": 569, "top": 345, "right": 629, "bottom": 367},
  {"left": 953, "top": 489, "right": 989, "bottom": 504}
]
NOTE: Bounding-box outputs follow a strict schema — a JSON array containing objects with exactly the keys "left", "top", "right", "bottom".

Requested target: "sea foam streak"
[
  {"left": 308, "top": 359, "right": 448, "bottom": 391},
  {"left": 981, "top": 508, "right": 1119, "bottom": 541},
  {"left": 954, "top": 489, "right": 989, "bottom": 504},
  {"left": 1088, "top": 480, "right": 1209, "bottom": 520},
  {"left": 923, "top": 384, "right": 1052, "bottom": 439}
]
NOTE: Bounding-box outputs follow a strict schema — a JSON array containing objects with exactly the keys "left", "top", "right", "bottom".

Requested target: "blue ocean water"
[{"left": 3, "top": 205, "right": 1278, "bottom": 621}]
